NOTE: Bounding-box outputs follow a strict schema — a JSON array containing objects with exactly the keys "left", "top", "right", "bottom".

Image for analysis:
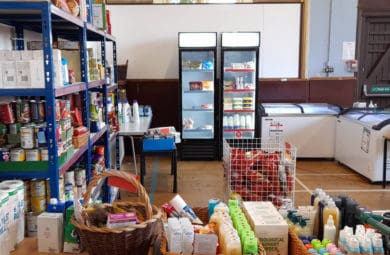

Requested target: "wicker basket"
[
  {"left": 71, "top": 170, "right": 162, "bottom": 255},
  {"left": 288, "top": 227, "right": 310, "bottom": 255},
  {"left": 160, "top": 207, "right": 266, "bottom": 255}
]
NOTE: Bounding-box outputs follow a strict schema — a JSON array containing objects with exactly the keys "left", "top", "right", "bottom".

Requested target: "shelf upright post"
[
  {"left": 80, "top": 23, "right": 91, "bottom": 183},
  {"left": 14, "top": 24, "right": 24, "bottom": 50},
  {"left": 101, "top": 38, "right": 110, "bottom": 169},
  {"left": 101, "top": 37, "right": 111, "bottom": 202},
  {"left": 113, "top": 42, "right": 118, "bottom": 84},
  {"left": 41, "top": 1, "right": 59, "bottom": 199}
]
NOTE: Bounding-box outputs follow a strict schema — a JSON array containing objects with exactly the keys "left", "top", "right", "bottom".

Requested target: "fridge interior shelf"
[
  {"left": 224, "top": 68, "right": 255, "bottom": 73},
  {"left": 183, "top": 108, "right": 214, "bottom": 112},
  {"left": 184, "top": 90, "right": 214, "bottom": 94},
  {"left": 224, "top": 109, "right": 255, "bottom": 113},
  {"left": 223, "top": 89, "right": 256, "bottom": 93},
  {"left": 182, "top": 69, "right": 214, "bottom": 72},
  {"left": 224, "top": 129, "right": 255, "bottom": 132}
]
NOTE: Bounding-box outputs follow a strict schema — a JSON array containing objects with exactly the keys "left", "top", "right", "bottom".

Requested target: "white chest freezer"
[
  {"left": 259, "top": 103, "right": 341, "bottom": 158},
  {"left": 335, "top": 108, "right": 390, "bottom": 182}
]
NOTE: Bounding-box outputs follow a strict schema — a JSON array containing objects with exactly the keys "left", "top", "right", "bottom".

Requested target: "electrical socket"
[{"left": 324, "top": 66, "right": 334, "bottom": 73}]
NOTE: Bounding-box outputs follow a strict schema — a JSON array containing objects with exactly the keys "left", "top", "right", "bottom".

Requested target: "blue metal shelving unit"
[{"left": 0, "top": 1, "right": 117, "bottom": 201}]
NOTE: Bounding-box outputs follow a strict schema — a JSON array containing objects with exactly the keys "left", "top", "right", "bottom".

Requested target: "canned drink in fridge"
[
  {"left": 31, "top": 196, "right": 46, "bottom": 213},
  {"left": 25, "top": 148, "right": 41, "bottom": 161},
  {"left": 20, "top": 126, "right": 34, "bottom": 149},
  {"left": 9, "top": 122, "right": 21, "bottom": 134},
  {"left": 40, "top": 147, "right": 48, "bottom": 161},
  {"left": 10, "top": 148, "right": 25, "bottom": 161},
  {"left": 0, "top": 103, "right": 15, "bottom": 124},
  {"left": 30, "top": 179, "right": 46, "bottom": 197},
  {"left": 0, "top": 148, "right": 10, "bottom": 162}
]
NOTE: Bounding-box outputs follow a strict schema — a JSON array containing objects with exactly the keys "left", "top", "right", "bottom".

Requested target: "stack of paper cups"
[
  {"left": 0, "top": 191, "right": 10, "bottom": 255},
  {"left": 0, "top": 180, "right": 24, "bottom": 251}
]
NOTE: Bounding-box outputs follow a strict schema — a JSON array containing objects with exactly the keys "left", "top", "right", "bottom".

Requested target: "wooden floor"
[{"left": 10, "top": 157, "right": 390, "bottom": 255}]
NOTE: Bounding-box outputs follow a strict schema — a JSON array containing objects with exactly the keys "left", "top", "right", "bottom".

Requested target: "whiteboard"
[{"left": 105, "top": 3, "right": 300, "bottom": 79}]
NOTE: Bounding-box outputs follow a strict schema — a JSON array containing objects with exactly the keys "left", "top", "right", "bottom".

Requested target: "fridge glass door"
[
  {"left": 181, "top": 50, "right": 215, "bottom": 139},
  {"left": 222, "top": 50, "right": 256, "bottom": 139}
]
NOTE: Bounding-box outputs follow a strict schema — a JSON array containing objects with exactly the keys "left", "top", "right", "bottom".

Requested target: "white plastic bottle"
[
  {"left": 132, "top": 99, "right": 140, "bottom": 124},
  {"left": 323, "top": 215, "right": 336, "bottom": 243}
]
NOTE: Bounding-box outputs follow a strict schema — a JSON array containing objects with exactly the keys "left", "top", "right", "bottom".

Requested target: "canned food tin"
[
  {"left": 0, "top": 148, "right": 10, "bottom": 162},
  {"left": 64, "top": 184, "right": 73, "bottom": 201},
  {"left": 15, "top": 99, "right": 31, "bottom": 123},
  {"left": 30, "top": 179, "right": 46, "bottom": 197},
  {"left": 59, "top": 177, "right": 65, "bottom": 201},
  {"left": 9, "top": 122, "right": 21, "bottom": 135},
  {"left": 25, "top": 148, "right": 41, "bottom": 161},
  {"left": 0, "top": 103, "right": 15, "bottom": 124},
  {"left": 31, "top": 196, "right": 46, "bottom": 213},
  {"left": 64, "top": 170, "right": 75, "bottom": 186},
  {"left": 75, "top": 168, "right": 86, "bottom": 186},
  {"left": 0, "top": 124, "right": 7, "bottom": 135},
  {"left": 10, "top": 148, "right": 25, "bottom": 161},
  {"left": 26, "top": 212, "right": 38, "bottom": 237},
  {"left": 20, "top": 126, "right": 34, "bottom": 149},
  {"left": 30, "top": 100, "right": 45, "bottom": 123},
  {"left": 40, "top": 147, "right": 48, "bottom": 161}
]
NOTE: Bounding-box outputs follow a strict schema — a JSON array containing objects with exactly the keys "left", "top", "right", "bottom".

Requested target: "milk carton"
[
  {"left": 244, "top": 201, "right": 288, "bottom": 255},
  {"left": 37, "top": 212, "right": 64, "bottom": 253},
  {"left": 167, "top": 217, "right": 182, "bottom": 253}
]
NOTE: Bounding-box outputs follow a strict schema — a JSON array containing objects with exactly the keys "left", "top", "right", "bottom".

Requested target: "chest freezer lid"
[
  {"left": 298, "top": 103, "right": 342, "bottom": 115},
  {"left": 340, "top": 108, "right": 390, "bottom": 130},
  {"left": 259, "top": 103, "right": 303, "bottom": 115}
]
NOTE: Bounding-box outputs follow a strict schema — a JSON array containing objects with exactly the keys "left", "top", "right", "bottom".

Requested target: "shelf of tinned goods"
[{"left": 0, "top": 1, "right": 118, "bottom": 200}]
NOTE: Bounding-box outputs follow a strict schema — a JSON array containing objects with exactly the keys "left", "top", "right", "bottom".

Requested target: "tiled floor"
[{"left": 121, "top": 156, "right": 390, "bottom": 211}]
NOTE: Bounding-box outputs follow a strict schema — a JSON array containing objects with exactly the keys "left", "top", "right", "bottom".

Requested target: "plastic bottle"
[
  {"left": 62, "top": 57, "right": 69, "bottom": 85},
  {"left": 323, "top": 215, "right": 337, "bottom": 243},
  {"left": 372, "top": 234, "right": 384, "bottom": 255},
  {"left": 132, "top": 99, "right": 140, "bottom": 124},
  {"left": 313, "top": 190, "right": 326, "bottom": 236},
  {"left": 322, "top": 201, "right": 340, "bottom": 242}
]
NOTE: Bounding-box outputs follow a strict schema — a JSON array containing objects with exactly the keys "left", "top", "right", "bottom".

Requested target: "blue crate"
[{"left": 142, "top": 137, "right": 175, "bottom": 152}]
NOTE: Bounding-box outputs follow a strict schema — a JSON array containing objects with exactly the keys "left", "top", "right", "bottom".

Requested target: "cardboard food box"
[
  {"left": 37, "top": 212, "right": 64, "bottom": 253},
  {"left": 244, "top": 201, "right": 288, "bottom": 255}
]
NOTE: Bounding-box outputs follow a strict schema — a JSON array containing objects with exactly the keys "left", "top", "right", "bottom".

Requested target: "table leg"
[
  {"left": 140, "top": 152, "right": 145, "bottom": 186},
  {"left": 383, "top": 138, "right": 388, "bottom": 189},
  {"left": 130, "top": 135, "right": 138, "bottom": 176},
  {"left": 173, "top": 150, "right": 177, "bottom": 193}
]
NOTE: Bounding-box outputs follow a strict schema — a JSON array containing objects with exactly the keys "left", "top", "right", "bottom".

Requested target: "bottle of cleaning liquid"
[
  {"left": 131, "top": 99, "right": 140, "bottom": 124},
  {"left": 313, "top": 190, "right": 326, "bottom": 236},
  {"left": 372, "top": 234, "right": 384, "bottom": 255},
  {"left": 323, "top": 201, "right": 340, "bottom": 242},
  {"left": 323, "top": 215, "right": 336, "bottom": 243}
]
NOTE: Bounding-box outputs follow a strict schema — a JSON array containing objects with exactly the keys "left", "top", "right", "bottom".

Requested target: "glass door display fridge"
[
  {"left": 221, "top": 32, "right": 260, "bottom": 139},
  {"left": 179, "top": 32, "right": 218, "bottom": 160}
]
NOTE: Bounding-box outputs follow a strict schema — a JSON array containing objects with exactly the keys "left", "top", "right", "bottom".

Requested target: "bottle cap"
[{"left": 50, "top": 198, "right": 58, "bottom": 204}]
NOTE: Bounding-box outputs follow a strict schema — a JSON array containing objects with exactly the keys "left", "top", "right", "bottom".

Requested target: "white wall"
[
  {"left": 0, "top": 4, "right": 301, "bottom": 79},
  {"left": 109, "top": 3, "right": 301, "bottom": 79}
]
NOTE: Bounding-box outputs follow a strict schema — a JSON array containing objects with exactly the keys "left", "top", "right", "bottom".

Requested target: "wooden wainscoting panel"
[{"left": 258, "top": 78, "right": 309, "bottom": 103}]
